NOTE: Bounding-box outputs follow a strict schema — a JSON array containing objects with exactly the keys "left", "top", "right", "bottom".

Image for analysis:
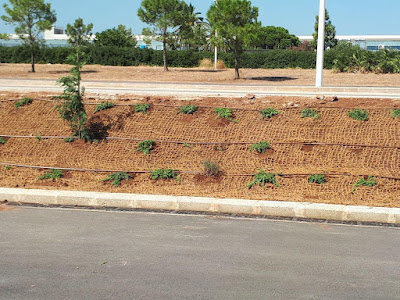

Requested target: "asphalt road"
[
  {"left": 0, "top": 207, "right": 399, "bottom": 300},
  {"left": 2, "top": 78, "right": 400, "bottom": 98}
]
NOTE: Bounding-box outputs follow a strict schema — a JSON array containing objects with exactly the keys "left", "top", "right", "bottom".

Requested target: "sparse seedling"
[
  {"left": 4, "top": 165, "right": 11, "bottom": 170},
  {"left": 391, "top": 109, "right": 400, "bottom": 118},
  {"left": 183, "top": 142, "right": 194, "bottom": 148},
  {"left": 250, "top": 141, "right": 271, "bottom": 153},
  {"left": 213, "top": 107, "right": 239, "bottom": 123},
  {"left": 0, "top": 137, "right": 7, "bottom": 145},
  {"left": 14, "top": 97, "right": 32, "bottom": 109},
  {"left": 259, "top": 108, "right": 280, "bottom": 119},
  {"left": 94, "top": 101, "right": 114, "bottom": 113},
  {"left": 308, "top": 174, "right": 327, "bottom": 184},
  {"left": 39, "top": 169, "right": 63, "bottom": 180},
  {"left": 301, "top": 108, "right": 320, "bottom": 119},
  {"left": 247, "top": 170, "right": 280, "bottom": 189},
  {"left": 150, "top": 169, "right": 180, "bottom": 182},
  {"left": 64, "top": 137, "right": 77, "bottom": 143},
  {"left": 35, "top": 135, "right": 43, "bottom": 141},
  {"left": 352, "top": 176, "right": 377, "bottom": 193},
  {"left": 202, "top": 160, "right": 220, "bottom": 177},
  {"left": 349, "top": 109, "right": 369, "bottom": 121},
  {"left": 134, "top": 103, "right": 150, "bottom": 114},
  {"left": 136, "top": 140, "right": 155, "bottom": 155},
  {"left": 178, "top": 105, "right": 198, "bottom": 115},
  {"left": 102, "top": 172, "right": 132, "bottom": 186}
]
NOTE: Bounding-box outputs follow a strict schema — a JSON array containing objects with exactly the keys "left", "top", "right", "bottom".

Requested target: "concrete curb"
[{"left": 1, "top": 187, "right": 399, "bottom": 224}]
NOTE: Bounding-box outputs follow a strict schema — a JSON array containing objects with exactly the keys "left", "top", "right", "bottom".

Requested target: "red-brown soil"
[{"left": 1, "top": 92, "right": 400, "bottom": 207}]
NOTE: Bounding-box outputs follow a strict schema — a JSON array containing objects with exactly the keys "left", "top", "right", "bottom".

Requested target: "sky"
[{"left": 0, "top": 0, "right": 399, "bottom": 36}]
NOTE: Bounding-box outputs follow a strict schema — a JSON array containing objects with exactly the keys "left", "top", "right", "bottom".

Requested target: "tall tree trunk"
[
  {"left": 234, "top": 46, "right": 240, "bottom": 79},
  {"left": 31, "top": 45, "right": 35, "bottom": 73},
  {"left": 162, "top": 32, "right": 168, "bottom": 72}
]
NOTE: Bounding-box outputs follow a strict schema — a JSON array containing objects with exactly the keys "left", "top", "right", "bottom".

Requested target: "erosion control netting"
[{"left": 1, "top": 97, "right": 400, "bottom": 207}]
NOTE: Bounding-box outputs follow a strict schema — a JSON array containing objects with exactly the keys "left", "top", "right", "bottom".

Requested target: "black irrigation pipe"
[
  {"left": 1, "top": 134, "right": 400, "bottom": 150},
  {"left": 1, "top": 97, "right": 399, "bottom": 111},
  {"left": 2, "top": 162, "right": 400, "bottom": 181}
]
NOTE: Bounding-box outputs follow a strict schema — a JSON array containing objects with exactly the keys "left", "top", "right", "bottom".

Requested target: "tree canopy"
[
  {"left": 312, "top": 9, "right": 338, "bottom": 49},
  {"left": 256, "top": 26, "right": 300, "bottom": 50},
  {"left": 1, "top": 0, "right": 56, "bottom": 72},
  {"left": 207, "top": 0, "right": 260, "bottom": 79},
  {"left": 95, "top": 25, "right": 137, "bottom": 48}
]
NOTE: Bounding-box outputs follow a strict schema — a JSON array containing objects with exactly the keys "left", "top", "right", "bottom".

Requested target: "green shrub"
[
  {"left": 301, "top": 108, "right": 319, "bottom": 119},
  {"left": 250, "top": 141, "right": 271, "bottom": 153},
  {"left": 0, "top": 137, "right": 7, "bottom": 145},
  {"left": 183, "top": 142, "right": 194, "bottom": 148},
  {"left": 247, "top": 170, "right": 280, "bottom": 189},
  {"left": 136, "top": 140, "right": 155, "bottom": 155},
  {"left": 4, "top": 165, "right": 11, "bottom": 170},
  {"left": 134, "top": 103, "right": 150, "bottom": 114},
  {"left": 14, "top": 97, "right": 32, "bottom": 109},
  {"left": 349, "top": 109, "right": 369, "bottom": 121},
  {"left": 202, "top": 160, "right": 220, "bottom": 177},
  {"left": 39, "top": 169, "right": 63, "bottom": 180},
  {"left": 308, "top": 174, "right": 327, "bottom": 184},
  {"left": 102, "top": 172, "right": 132, "bottom": 186},
  {"left": 35, "top": 134, "right": 43, "bottom": 141},
  {"left": 352, "top": 176, "right": 377, "bottom": 193},
  {"left": 259, "top": 108, "right": 280, "bottom": 119},
  {"left": 391, "top": 109, "right": 400, "bottom": 118},
  {"left": 178, "top": 105, "right": 198, "bottom": 115},
  {"left": 213, "top": 107, "right": 238, "bottom": 123},
  {"left": 150, "top": 169, "right": 180, "bottom": 182},
  {"left": 64, "top": 137, "right": 77, "bottom": 143},
  {"left": 94, "top": 101, "right": 114, "bottom": 113}
]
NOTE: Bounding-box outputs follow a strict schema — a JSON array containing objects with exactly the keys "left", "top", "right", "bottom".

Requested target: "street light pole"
[
  {"left": 214, "top": 0, "right": 218, "bottom": 71},
  {"left": 315, "top": 0, "right": 326, "bottom": 87}
]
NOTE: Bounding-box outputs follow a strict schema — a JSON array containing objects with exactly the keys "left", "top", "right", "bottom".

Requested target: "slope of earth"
[{"left": 1, "top": 92, "right": 400, "bottom": 207}]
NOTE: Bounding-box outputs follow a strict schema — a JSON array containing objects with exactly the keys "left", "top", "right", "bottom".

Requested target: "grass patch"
[
  {"left": 202, "top": 160, "right": 220, "bottom": 177},
  {"left": 136, "top": 140, "right": 155, "bottom": 155},
  {"left": 39, "top": 169, "right": 63, "bottom": 180},
  {"left": 14, "top": 97, "right": 32, "bottom": 109},
  {"left": 0, "top": 137, "right": 7, "bottom": 145},
  {"left": 150, "top": 169, "right": 180, "bottom": 182},
  {"left": 178, "top": 105, "right": 198, "bottom": 115},
  {"left": 352, "top": 176, "right": 377, "bottom": 193},
  {"left": 247, "top": 170, "right": 280, "bottom": 189},
  {"left": 349, "top": 109, "right": 369, "bottom": 121},
  {"left": 102, "top": 172, "right": 132, "bottom": 186},
  {"left": 301, "top": 108, "right": 320, "bottom": 119},
  {"left": 259, "top": 108, "right": 280, "bottom": 119},
  {"left": 94, "top": 101, "right": 114, "bottom": 114},
  {"left": 134, "top": 103, "right": 150, "bottom": 114},
  {"left": 213, "top": 107, "right": 239, "bottom": 123},
  {"left": 250, "top": 141, "right": 271, "bottom": 153},
  {"left": 391, "top": 109, "right": 400, "bottom": 118},
  {"left": 308, "top": 174, "right": 327, "bottom": 184}
]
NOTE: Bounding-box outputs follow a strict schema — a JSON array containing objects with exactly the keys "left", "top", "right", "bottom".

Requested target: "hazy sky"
[{"left": 0, "top": 0, "right": 399, "bottom": 36}]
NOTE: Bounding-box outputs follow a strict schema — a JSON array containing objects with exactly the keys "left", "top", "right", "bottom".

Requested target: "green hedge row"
[{"left": 0, "top": 45, "right": 337, "bottom": 69}]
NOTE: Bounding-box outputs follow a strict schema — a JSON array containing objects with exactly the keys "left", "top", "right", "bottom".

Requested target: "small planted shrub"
[
  {"left": 94, "top": 101, "right": 114, "bottom": 113},
  {"left": 4, "top": 165, "right": 11, "bottom": 170},
  {"left": 308, "top": 174, "right": 327, "bottom": 184},
  {"left": 247, "top": 170, "right": 280, "bottom": 189},
  {"left": 134, "top": 103, "right": 150, "bottom": 114},
  {"left": 202, "top": 160, "right": 220, "bottom": 177},
  {"left": 136, "top": 140, "right": 155, "bottom": 155},
  {"left": 259, "top": 108, "right": 280, "bottom": 119},
  {"left": 352, "top": 176, "right": 377, "bottom": 193},
  {"left": 213, "top": 107, "right": 239, "bottom": 123},
  {"left": 391, "top": 109, "right": 400, "bottom": 118},
  {"left": 183, "top": 142, "right": 194, "bottom": 148},
  {"left": 14, "top": 97, "right": 32, "bottom": 109},
  {"left": 349, "top": 109, "right": 369, "bottom": 121},
  {"left": 35, "top": 134, "right": 43, "bottom": 141},
  {"left": 103, "top": 172, "right": 132, "bottom": 186},
  {"left": 64, "top": 137, "right": 77, "bottom": 143},
  {"left": 301, "top": 108, "right": 320, "bottom": 119},
  {"left": 150, "top": 169, "right": 180, "bottom": 182},
  {"left": 178, "top": 105, "right": 198, "bottom": 115},
  {"left": 250, "top": 141, "right": 271, "bottom": 153},
  {"left": 0, "top": 137, "right": 7, "bottom": 145},
  {"left": 39, "top": 169, "right": 63, "bottom": 180}
]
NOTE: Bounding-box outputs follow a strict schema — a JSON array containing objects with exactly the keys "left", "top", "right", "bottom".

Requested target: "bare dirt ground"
[{"left": 1, "top": 63, "right": 400, "bottom": 87}]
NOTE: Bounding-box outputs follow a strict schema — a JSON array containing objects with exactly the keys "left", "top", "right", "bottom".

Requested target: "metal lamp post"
[
  {"left": 315, "top": 0, "right": 326, "bottom": 87},
  {"left": 214, "top": 0, "right": 218, "bottom": 71}
]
